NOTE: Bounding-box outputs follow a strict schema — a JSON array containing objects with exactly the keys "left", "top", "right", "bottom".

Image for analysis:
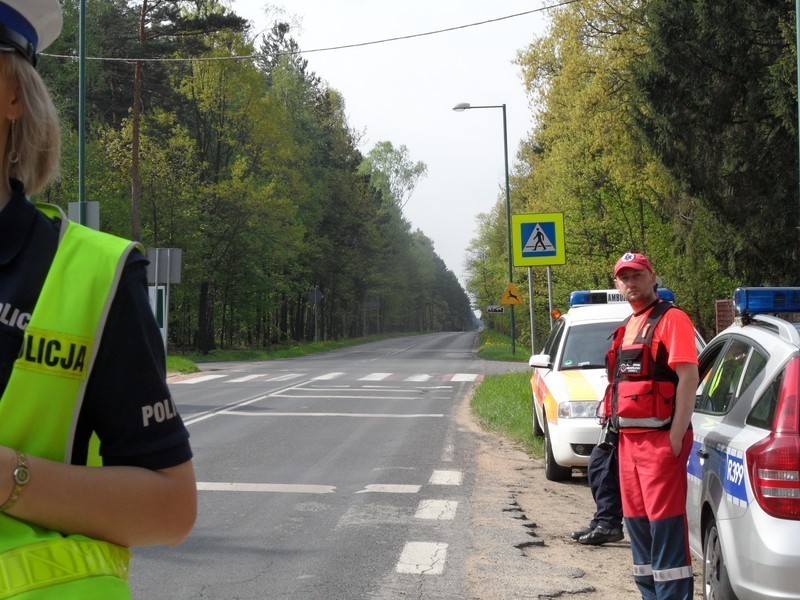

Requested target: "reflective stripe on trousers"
[
  {"left": 0, "top": 538, "right": 129, "bottom": 599},
  {"left": 632, "top": 564, "right": 694, "bottom": 581}
]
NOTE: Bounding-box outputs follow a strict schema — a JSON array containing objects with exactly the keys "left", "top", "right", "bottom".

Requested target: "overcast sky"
[{"left": 230, "top": 0, "right": 551, "bottom": 288}]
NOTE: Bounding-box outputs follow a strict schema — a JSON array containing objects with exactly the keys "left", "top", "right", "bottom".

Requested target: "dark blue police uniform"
[
  {"left": 0, "top": 180, "right": 191, "bottom": 468},
  {"left": 587, "top": 432, "right": 623, "bottom": 531}
]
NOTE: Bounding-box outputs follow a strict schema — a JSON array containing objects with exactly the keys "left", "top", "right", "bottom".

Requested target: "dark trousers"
[{"left": 588, "top": 437, "right": 623, "bottom": 530}]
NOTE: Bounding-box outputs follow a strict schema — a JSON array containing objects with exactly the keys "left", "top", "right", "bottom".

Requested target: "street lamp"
[{"left": 453, "top": 102, "right": 515, "bottom": 354}]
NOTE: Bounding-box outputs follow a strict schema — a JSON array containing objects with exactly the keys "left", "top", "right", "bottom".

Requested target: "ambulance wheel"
[
  {"left": 531, "top": 392, "right": 543, "bottom": 436},
  {"left": 703, "top": 519, "right": 738, "bottom": 600},
  {"left": 543, "top": 416, "right": 572, "bottom": 481}
]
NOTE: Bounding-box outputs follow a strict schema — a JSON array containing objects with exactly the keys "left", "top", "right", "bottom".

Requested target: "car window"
[
  {"left": 695, "top": 341, "right": 725, "bottom": 408},
  {"left": 559, "top": 321, "right": 620, "bottom": 370},
  {"left": 738, "top": 348, "right": 768, "bottom": 397},
  {"left": 747, "top": 368, "right": 784, "bottom": 429},
  {"left": 697, "top": 339, "right": 751, "bottom": 414},
  {"left": 543, "top": 319, "right": 565, "bottom": 358}
]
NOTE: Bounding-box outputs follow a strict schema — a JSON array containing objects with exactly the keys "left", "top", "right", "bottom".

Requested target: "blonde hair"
[{"left": 0, "top": 53, "right": 60, "bottom": 195}]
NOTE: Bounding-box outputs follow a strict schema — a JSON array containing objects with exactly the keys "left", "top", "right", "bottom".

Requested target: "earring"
[{"left": 8, "top": 120, "right": 18, "bottom": 165}]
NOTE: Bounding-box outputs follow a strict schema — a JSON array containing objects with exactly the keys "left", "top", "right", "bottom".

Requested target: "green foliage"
[
  {"left": 358, "top": 141, "right": 429, "bottom": 209},
  {"left": 37, "top": 8, "right": 475, "bottom": 352},
  {"left": 165, "top": 355, "right": 199, "bottom": 374},
  {"left": 471, "top": 371, "right": 539, "bottom": 456},
  {"left": 465, "top": 0, "right": 756, "bottom": 341},
  {"left": 633, "top": 0, "right": 800, "bottom": 285}
]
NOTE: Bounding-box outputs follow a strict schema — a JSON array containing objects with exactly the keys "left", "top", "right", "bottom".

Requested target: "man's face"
[{"left": 614, "top": 268, "right": 657, "bottom": 304}]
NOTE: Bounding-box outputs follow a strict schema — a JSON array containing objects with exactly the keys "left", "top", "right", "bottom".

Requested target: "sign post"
[
  {"left": 511, "top": 213, "right": 566, "bottom": 353},
  {"left": 146, "top": 248, "right": 182, "bottom": 351}
]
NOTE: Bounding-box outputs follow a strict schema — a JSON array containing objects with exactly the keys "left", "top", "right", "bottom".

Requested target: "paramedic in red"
[{"left": 610, "top": 252, "right": 699, "bottom": 599}]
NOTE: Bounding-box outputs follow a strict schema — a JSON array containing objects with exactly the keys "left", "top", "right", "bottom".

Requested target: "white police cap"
[{"left": 0, "top": 0, "right": 62, "bottom": 67}]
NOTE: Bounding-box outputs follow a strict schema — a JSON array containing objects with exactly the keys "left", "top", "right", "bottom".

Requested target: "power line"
[
  {"left": 40, "top": 0, "right": 580, "bottom": 64},
  {"left": 297, "top": 1, "right": 580, "bottom": 56}
]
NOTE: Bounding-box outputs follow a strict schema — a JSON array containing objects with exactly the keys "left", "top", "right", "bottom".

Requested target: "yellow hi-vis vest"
[{"left": 0, "top": 204, "right": 141, "bottom": 599}]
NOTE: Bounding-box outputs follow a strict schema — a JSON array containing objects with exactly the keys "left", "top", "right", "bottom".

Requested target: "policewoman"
[
  {"left": 0, "top": 1, "right": 196, "bottom": 598},
  {"left": 606, "top": 253, "right": 699, "bottom": 600}
]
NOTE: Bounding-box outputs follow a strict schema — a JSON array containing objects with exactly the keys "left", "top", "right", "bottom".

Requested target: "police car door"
[{"left": 688, "top": 336, "right": 767, "bottom": 552}]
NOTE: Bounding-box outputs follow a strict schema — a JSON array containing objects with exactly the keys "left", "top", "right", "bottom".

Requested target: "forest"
[
  {"left": 35, "top": 0, "right": 476, "bottom": 353},
  {"left": 466, "top": 0, "right": 800, "bottom": 345},
  {"left": 35, "top": 1, "right": 800, "bottom": 353}
]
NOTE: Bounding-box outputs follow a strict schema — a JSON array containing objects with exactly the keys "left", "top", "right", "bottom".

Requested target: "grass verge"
[
  {"left": 476, "top": 329, "right": 528, "bottom": 362},
  {"left": 470, "top": 370, "right": 541, "bottom": 458}
]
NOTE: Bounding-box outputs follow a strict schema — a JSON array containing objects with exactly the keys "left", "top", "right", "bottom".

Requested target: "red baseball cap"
[{"left": 614, "top": 252, "right": 653, "bottom": 277}]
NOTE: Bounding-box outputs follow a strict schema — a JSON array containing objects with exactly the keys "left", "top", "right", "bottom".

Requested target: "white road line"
[
  {"left": 270, "top": 393, "right": 426, "bottom": 400},
  {"left": 354, "top": 484, "right": 421, "bottom": 494},
  {"left": 359, "top": 373, "right": 393, "bottom": 381},
  {"left": 197, "top": 482, "right": 335, "bottom": 494},
  {"left": 429, "top": 470, "right": 463, "bottom": 486},
  {"left": 228, "top": 374, "right": 263, "bottom": 383},
  {"left": 361, "top": 385, "right": 404, "bottom": 390},
  {"left": 450, "top": 373, "right": 479, "bottom": 382},
  {"left": 268, "top": 373, "right": 303, "bottom": 381},
  {"left": 312, "top": 372, "right": 345, "bottom": 380},
  {"left": 414, "top": 500, "right": 458, "bottom": 520},
  {"left": 396, "top": 542, "right": 448, "bottom": 574},
  {"left": 220, "top": 412, "right": 444, "bottom": 418},
  {"left": 176, "top": 374, "right": 227, "bottom": 384},
  {"left": 405, "top": 374, "right": 432, "bottom": 382}
]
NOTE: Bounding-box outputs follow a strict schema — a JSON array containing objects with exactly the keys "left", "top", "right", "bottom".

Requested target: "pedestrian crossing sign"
[{"left": 511, "top": 213, "right": 566, "bottom": 266}]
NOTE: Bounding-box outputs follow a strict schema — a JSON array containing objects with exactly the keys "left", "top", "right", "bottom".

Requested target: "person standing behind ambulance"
[
  {"left": 0, "top": 1, "right": 196, "bottom": 598},
  {"left": 607, "top": 253, "right": 698, "bottom": 600}
]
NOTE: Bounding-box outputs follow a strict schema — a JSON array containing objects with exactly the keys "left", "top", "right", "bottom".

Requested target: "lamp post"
[
  {"left": 453, "top": 102, "right": 515, "bottom": 354},
  {"left": 79, "top": 0, "right": 87, "bottom": 225}
]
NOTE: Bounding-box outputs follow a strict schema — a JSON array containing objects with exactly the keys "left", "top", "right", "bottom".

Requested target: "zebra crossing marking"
[
  {"left": 228, "top": 374, "right": 262, "bottom": 383},
  {"left": 395, "top": 542, "right": 448, "bottom": 574},
  {"left": 174, "top": 371, "right": 483, "bottom": 385},
  {"left": 176, "top": 374, "right": 227, "bottom": 384},
  {"left": 358, "top": 372, "right": 393, "bottom": 381},
  {"left": 414, "top": 499, "right": 458, "bottom": 520},
  {"left": 429, "top": 470, "right": 463, "bottom": 486}
]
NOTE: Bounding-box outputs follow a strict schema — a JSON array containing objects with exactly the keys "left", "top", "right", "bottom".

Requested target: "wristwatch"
[{"left": 0, "top": 451, "right": 29, "bottom": 512}]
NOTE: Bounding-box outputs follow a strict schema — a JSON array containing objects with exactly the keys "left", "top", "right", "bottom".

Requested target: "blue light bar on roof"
[
  {"left": 734, "top": 287, "right": 800, "bottom": 316},
  {"left": 657, "top": 288, "right": 675, "bottom": 303},
  {"left": 569, "top": 288, "right": 675, "bottom": 307}
]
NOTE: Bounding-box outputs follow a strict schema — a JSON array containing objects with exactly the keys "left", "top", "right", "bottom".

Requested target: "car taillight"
[{"left": 747, "top": 356, "right": 800, "bottom": 520}]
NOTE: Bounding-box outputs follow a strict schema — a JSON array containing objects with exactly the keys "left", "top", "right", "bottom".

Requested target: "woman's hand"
[{"left": 0, "top": 446, "right": 196, "bottom": 547}]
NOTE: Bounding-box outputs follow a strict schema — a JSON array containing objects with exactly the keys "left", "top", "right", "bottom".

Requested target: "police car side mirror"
[{"left": 529, "top": 354, "right": 551, "bottom": 369}]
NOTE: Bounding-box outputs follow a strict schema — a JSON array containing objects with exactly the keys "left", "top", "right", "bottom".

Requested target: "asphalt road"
[{"left": 129, "top": 332, "right": 528, "bottom": 599}]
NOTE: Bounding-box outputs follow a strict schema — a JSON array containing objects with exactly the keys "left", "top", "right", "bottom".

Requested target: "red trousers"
[{"left": 619, "top": 429, "right": 693, "bottom": 600}]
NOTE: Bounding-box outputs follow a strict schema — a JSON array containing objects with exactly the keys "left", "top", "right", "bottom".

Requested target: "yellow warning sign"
[{"left": 500, "top": 283, "right": 524, "bottom": 305}]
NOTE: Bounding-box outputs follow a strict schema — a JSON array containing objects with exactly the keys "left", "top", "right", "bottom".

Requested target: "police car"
[
  {"left": 688, "top": 287, "right": 800, "bottom": 600},
  {"left": 529, "top": 289, "right": 676, "bottom": 481}
]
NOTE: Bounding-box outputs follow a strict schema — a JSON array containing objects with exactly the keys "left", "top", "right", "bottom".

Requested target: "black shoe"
[
  {"left": 570, "top": 525, "right": 594, "bottom": 540},
  {"left": 578, "top": 526, "right": 624, "bottom": 545}
]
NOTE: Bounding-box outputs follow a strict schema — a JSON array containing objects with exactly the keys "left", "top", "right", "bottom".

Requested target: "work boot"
[
  {"left": 578, "top": 525, "right": 624, "bottom": 545},
  {"left": 570, "top": 525, "right": 594, "bottom": 540}
]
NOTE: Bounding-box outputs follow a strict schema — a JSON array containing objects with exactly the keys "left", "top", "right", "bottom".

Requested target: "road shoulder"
[{"left": 457, "top": 392, "right": 701, "bottom": 599}]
